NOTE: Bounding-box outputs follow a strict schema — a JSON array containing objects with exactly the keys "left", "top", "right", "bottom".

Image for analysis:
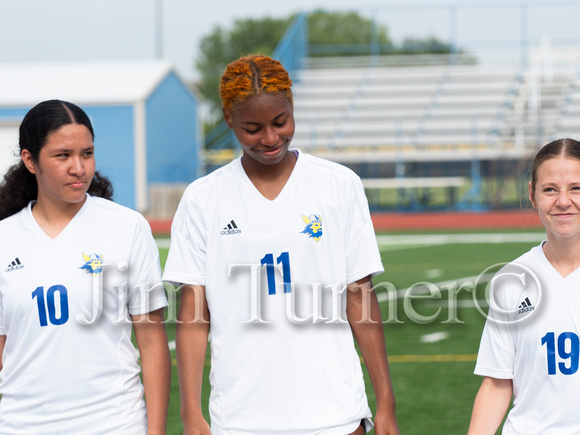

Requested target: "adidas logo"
[
  {"left": 221, "top": 220, "right": 241, "bottom": 235},
  {"left": 5, "top": 257, "right": 24, "bottom": 273},
  {"left": 517, "top": 297, "right": 535, "bottom": 314}
]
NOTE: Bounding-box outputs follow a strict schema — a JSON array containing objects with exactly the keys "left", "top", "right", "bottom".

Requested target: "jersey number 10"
[{"left": 32, "top": 285, "right": 70, "bottom": 327}]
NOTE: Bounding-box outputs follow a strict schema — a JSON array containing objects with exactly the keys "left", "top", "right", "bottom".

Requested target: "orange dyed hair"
[{"left": 220, "top": 54, "right": 293, "bottom": 117}]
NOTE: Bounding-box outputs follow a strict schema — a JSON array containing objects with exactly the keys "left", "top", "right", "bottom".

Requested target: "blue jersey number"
[
  {"left": 261, "top": 251, "right": 292, "bottom": 295},
  {"left": 541, "top": 331, "right": 579, "bottom": 375},
  {"left": 32, "top": 285, "right": 70, "bottom": 327}
]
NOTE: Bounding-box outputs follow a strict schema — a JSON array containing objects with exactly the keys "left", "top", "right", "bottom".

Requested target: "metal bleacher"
[
  {"left": 201, "top": 10, "right": 580, "bottom": 210},
  {"left": 554, "top": 69, "right": 580, "bottom": 141},
  {"left": 291, "top": 59, "right": 525, "bottom": 163},
  {"left": 284, "top": 48, "right": 580, "bottom": 210},
  {"left": 290, "top": 46, "right": 580, "bottom": 167},
  {"left": 511, "top": 47, "right": 580, "bottom": 150}
]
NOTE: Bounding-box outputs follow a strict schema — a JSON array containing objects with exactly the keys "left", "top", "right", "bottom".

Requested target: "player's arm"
[
  {"left": 0, "top": 334, "right": 5, "bottom": 371},
  {"left": 468, "top": 376, "right": 512, "bottom": 435},
  {"left": 176, "top": 284, "right": 211, "bottom": 435},
  {"left": 347, "top": 276, "right": 400, "bottom": 435},
  {"left": 132, "top": 308, "right": 171, "bottom": 435}
]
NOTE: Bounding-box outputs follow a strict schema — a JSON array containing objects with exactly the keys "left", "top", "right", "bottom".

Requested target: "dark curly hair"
[{"left": 0, "top": 99, "right": 113, "bottom": 220}]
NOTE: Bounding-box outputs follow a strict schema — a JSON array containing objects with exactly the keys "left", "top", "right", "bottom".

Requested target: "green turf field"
[{"left": 157, "top": 229, "right": 546, "bottom": 434}]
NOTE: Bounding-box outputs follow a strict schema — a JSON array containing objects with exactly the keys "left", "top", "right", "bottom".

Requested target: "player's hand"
[
  {"left": 183, "top": 415, "right": 211, "bottom": 435},
  {"left": 374, "top": 410, "right": 401, "bottom": 435}
]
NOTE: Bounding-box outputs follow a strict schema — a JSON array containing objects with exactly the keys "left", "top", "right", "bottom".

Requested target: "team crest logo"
[
  {"left": 300, "top": 214, "right": 323, "bottom": 242},
  {"left": 80, "top": 253, "right": 104, "bottom": 275}
]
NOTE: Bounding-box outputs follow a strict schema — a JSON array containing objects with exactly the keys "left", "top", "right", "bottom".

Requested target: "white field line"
[
  {"left": 425, "top": 299, "right": 489, "bottom": 308},
  {"left": 377, "top": 232, "right": 545, "bottom": 251},
  {"left": 420, "top": 331, "right": 449, "bottom": 343},
  {"left": 376, "top": 272, "right": 495, "bottom": 302},
  {"left": 156, "top": 238, "right": 171, "bottom": 249},
  {"left": 156, "top": 232, "right": 546, "bottom": 251}
]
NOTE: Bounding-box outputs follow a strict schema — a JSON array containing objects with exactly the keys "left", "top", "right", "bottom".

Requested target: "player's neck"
[
  {"left": 31, "top": 196, "right": 86, "bottom": 239},
  {"left": 241, "top": 152, "right": 297, "bottom": 201},
  {"left": 543, "top": 236, "right": 580, "bottom": 277}
]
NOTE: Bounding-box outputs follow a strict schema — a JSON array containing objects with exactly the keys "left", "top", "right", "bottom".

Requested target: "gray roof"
[{"left": 0, "top": 59, "right": 174, "bottom": 107}]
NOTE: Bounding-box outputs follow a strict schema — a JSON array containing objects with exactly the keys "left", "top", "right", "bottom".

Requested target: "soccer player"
[
  {"left": 468, "top": 138, "right": 580, "bottom": 434},
  {"left": 163, "top": 54, "right": 400, "bottom": 434},
  {"left": 0, "top": 100, "right": 171, "bottom": 434}
]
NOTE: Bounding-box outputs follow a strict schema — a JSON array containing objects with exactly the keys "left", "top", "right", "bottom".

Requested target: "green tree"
[
  {"left": 197, "top": 11, "right": 395, "bottom": 121},
  {"left": 398, "top": 36, "right": 455, "bottom": 55},
  {"left": 195, "top": 16, "right": 292, "bottom": 121},
  {"left": 196, "top": 10, "right": 454, "bottom": 125},
  {"left": 308, "top": 10, "right": 392, "bottom": 55}
]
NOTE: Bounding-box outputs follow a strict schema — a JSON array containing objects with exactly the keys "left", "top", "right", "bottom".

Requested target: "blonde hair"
[{"left": 220, "top": 54, "right": 293, "bottom": 117}]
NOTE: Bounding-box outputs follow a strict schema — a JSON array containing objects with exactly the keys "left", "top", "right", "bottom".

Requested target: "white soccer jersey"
[
  {"left": 0, "top": 195, "right": 168, "bottom": 434},
  {"left": 475, "top": 243, "right": 580, "bottom": 434},
  {"left": 164, "top": 150, "right": 384, "bottom": 434}
]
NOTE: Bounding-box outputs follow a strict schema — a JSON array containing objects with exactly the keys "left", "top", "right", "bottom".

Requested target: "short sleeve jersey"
[
  {"left": 475, "top": 243, "right": 580, "bottom": 434},
  {"left": 0, "top": 195, "right": 168, "bottom": 434},
  {"left": 163, "top": 150, "right": 384, "bottom": 434}
]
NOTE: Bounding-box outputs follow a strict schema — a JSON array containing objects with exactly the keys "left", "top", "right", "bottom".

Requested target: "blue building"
[{"left": 0, "top": 60, "right": 200, "bottom": 215}]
